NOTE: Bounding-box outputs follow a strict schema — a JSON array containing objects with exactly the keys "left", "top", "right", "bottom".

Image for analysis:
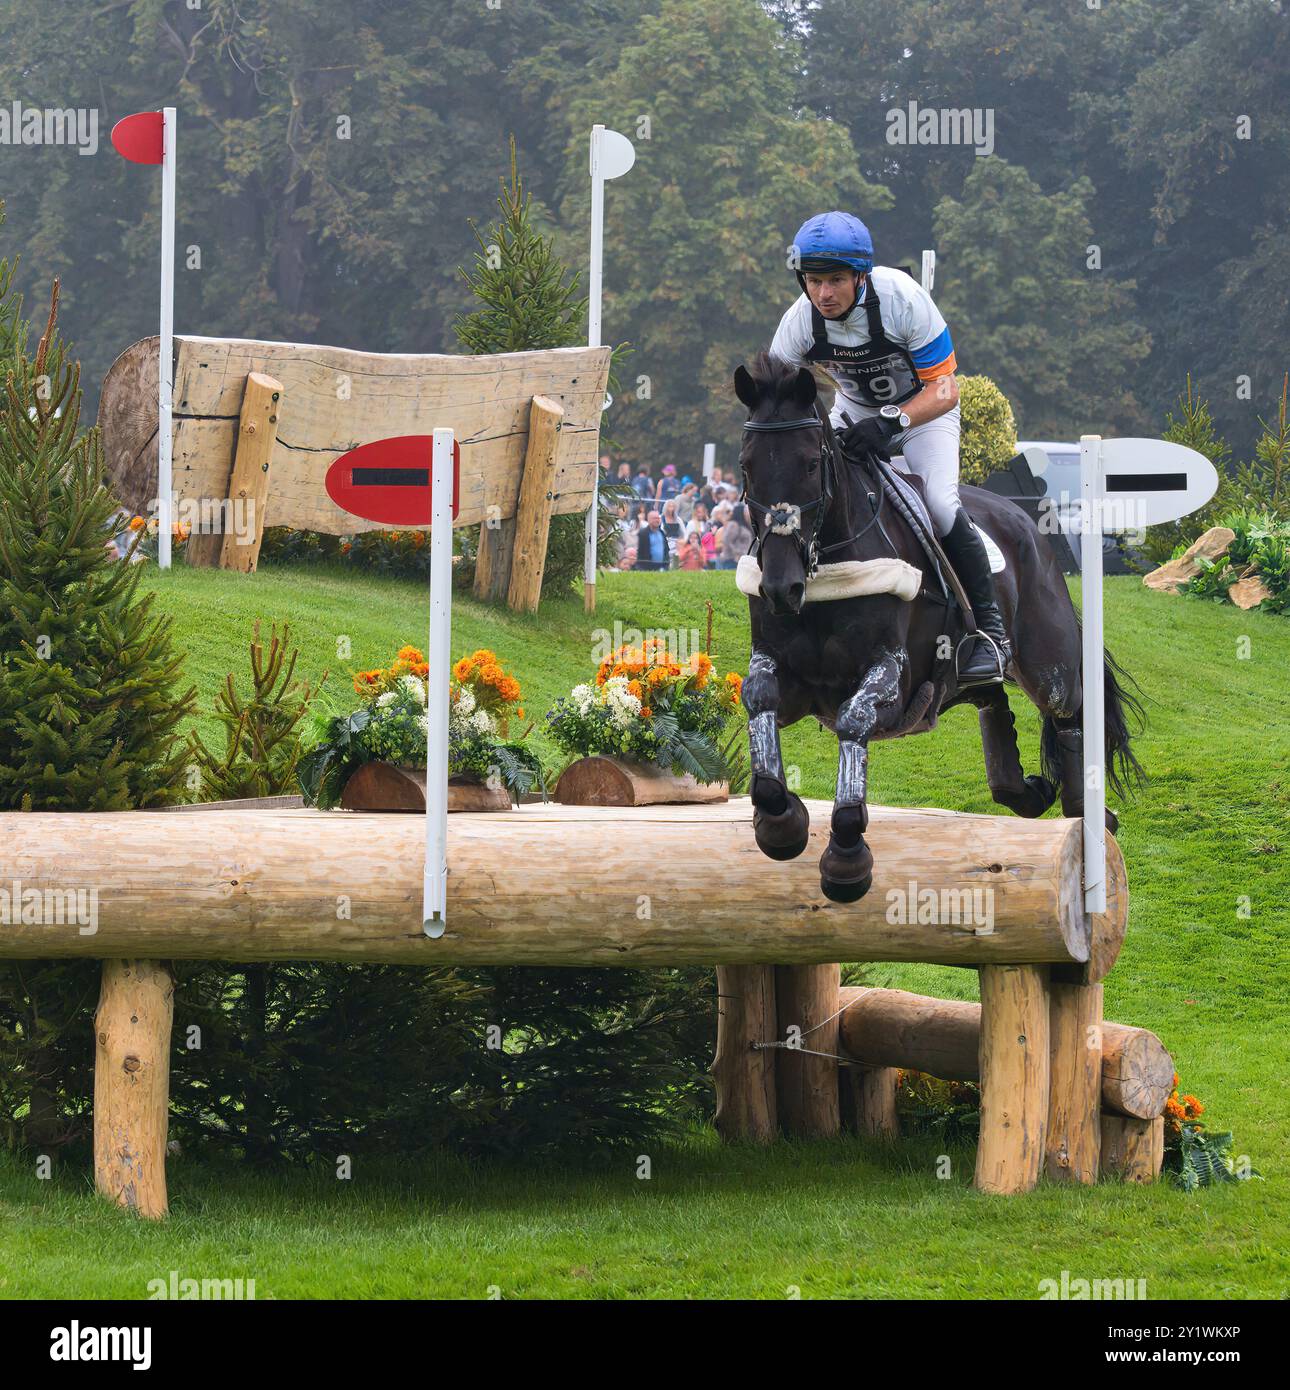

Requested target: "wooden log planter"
[
  {"left": 0, "top": 797, "right": 1151, "bottom": 1215},
  {"left": 555, "top": 755, "right": 728, "bottom": 806}
]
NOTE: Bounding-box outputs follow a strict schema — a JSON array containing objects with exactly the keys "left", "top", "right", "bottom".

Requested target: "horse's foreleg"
[
  {"left": 745, "top": 649, "right": 810, "bottom": 861},
  {"left": 820, "top": 651, "right": 905, "bottom": 902}
]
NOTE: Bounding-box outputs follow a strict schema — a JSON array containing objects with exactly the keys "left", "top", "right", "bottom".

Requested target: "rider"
[{"left": 768, "top": 210, "right": 1011, "bottom": 685}]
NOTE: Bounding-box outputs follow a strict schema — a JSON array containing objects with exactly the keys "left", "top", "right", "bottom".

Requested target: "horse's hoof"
[
  {"left": 753, "top": 791, "right": 810, "bottom": 861},
  {"left": 819, "top": 836, "right": 874, "bottom": 902},
  {"left": 821, "top": 872, "right": 872, "bottom": 904},
  {"left": 1021, "top": 774, "right": 1058, "bottom": 817}
]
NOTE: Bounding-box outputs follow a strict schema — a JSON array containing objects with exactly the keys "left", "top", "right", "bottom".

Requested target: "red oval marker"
[
  {"left": 325, "top": 436, "right": 460, "bottom": 526},
  {"left": 111, "top": 111, "right": 165, "bottom": 165}
]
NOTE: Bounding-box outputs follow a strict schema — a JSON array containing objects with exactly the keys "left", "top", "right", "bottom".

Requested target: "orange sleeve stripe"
[{"left": 916, "top": 353, "right": 957, "bottom": 381}]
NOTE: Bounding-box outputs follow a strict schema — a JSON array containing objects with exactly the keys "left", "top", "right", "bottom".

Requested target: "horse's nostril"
[{"left": 788, "top": 583, "right": 805, "bottom": 608}]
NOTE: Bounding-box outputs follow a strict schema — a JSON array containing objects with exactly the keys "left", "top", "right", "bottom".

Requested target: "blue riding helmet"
[{"left": 791, "top": 213, "right": 874, "bottom": 314}]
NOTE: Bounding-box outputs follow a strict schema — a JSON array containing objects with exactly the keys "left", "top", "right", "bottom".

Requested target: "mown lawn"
[{"left": 0, "top": 563, "right": 1286, "bottom": 1299}]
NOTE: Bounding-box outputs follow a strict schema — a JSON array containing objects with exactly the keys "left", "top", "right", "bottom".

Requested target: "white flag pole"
[
  {"left": 583, "top": 126, "right": 607, "bottom": 609},
  {"left": 583, "top": 125, "right": 635, "bottom": 612},
  {"left": 921, "top": 249, "right": 935, "bottom": 293},
  {"left": 422, "top": 428, "right": 455, "bottom": 937},
  {"left": 1079, "top": 433, "right": 1106, "bottom": 915},
  {"left": 157, "top": 107, "right": 176, "bottom": 570}
]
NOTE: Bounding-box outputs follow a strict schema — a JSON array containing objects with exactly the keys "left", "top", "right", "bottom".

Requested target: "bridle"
[{"left": 740, "top": 404, "right": 886, "bottom": 580}]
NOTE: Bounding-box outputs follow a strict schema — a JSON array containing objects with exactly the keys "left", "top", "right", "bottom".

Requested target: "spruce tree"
[
  {"left": 455, "top": 138, "right": 624, "bottom": 595},
  {"left": 0, "top": 281, "right": 195, "bottom": 809},
  {"left": 0, "top": 220, "right": 195, "bottom": 1151}
]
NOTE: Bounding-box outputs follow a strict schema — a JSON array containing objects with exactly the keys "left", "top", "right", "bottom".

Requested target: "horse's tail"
[{"left": 1040, "top": 636, "right": 1147, "bottom": 800}]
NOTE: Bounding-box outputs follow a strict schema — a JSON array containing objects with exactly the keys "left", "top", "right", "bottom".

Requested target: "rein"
[{"left": 740, "top": 405, "right": 887, "bottom": 578}]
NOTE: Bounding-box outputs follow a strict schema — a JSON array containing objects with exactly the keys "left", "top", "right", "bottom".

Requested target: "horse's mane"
[{"left": 745, "top": 350, "right": 837, "bottom": 413}]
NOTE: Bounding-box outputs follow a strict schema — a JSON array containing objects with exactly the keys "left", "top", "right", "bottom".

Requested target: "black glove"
[{"left": 837, "top": 414, "right": 899, "bottom": 463}]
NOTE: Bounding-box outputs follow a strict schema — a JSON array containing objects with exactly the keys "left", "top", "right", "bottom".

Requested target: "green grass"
[{"left": 1, "top": 563, "right": 1287, "bottom": 1298}]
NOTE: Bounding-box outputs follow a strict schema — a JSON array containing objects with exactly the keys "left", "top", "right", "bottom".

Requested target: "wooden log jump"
[
  {"left": 0, "top": 797, "right": 1152, "bottom": 1214},
  {"left": 0, "top": 800, "right": 1125, "bottom": 966}
]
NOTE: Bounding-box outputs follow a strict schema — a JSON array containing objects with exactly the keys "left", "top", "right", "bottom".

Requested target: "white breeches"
[{"left": 890, "top": 405, "right": 962, "bottom": 538}]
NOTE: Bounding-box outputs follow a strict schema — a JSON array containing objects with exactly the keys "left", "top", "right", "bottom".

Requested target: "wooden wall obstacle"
[{"left": 98, "top": 335, "right": 610, "bottom": 604}]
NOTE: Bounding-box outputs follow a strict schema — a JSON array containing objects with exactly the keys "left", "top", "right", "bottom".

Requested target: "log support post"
[
  {"left": 473, "top": 516, "right": 516, "bottom": 602},
  {"left": 187, "top": 371, "right": 283, "bottom": 569},
  {"left": 506, "top": 395, "right": 565, "bottom": 613},
  {"left": 1046, "top": 981, "right": 1103, "bottom": 1184},
  {"left": 975, "top": 964, "right": 1050, "bottom": 1194},
  {"left": 843, "top": 1066, "right": 901, "bottom": 1139},
  {"left": 1100, "top": 1113, "right": 1165, "bottom": 1183},
  {"left": 93, "top": 960, "right": 173, "bottom": 1220},
  {"left": 713, "top": 965, "right": 777, "bottom": 1142},
  {"left": 774, "top": 964, "right": 840, "bottom": 1138}
]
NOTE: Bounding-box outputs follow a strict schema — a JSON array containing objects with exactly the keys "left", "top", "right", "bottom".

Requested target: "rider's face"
[{"left": 803, "top": 269, "right": 862, "bottom": 318}]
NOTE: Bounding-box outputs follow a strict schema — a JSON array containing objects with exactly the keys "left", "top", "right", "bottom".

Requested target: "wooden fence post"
[
  {"left": 1047, "top": 981, "right": 1103, "bottom": 1184},
  {"left": 975, "top": 964, "right": 1050, "bottom": 1194},
  {"left": 713, "top": 965, "right": 777, "bottom": 1142},
  {"left": 93, "top": 960, "right": 173, "bottom": 1220},
  {"left": 774, "top": 964, "right": 841, "bottom": 1138},
  {"left": 506, "top": 395, "right": 565, "bottom": 613}
]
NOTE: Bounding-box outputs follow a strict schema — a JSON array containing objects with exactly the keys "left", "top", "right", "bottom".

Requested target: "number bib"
[{"left": 803, "top": 282, "right": 922, "bottom": 408}]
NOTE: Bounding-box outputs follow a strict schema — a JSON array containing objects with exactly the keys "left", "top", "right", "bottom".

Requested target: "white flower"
[
  {"left": 455, "top": 686, "right": 476, "bottom": 715},
  {"left": 570, "top": 682, "right": 595, "bottom": 715},
  {"left": 376, "top": 691, "right": 396, "bottom": 708},
  {"left": 471, "top": 709, "right": 494, "bottom": 735},
  {"left": 602, "top": 676, "right": 641, "bottom": 728},
  {"left": 417, "top": 712, "right": 430, "bottom": 735},
  {"left": 399, "top": 674, "right": 427, "bottom": 704}
]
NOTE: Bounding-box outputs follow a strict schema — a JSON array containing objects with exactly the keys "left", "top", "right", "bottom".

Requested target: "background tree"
[
  {"left": 934, "top": 159, "right": 1150, "bottom": 438},
  {"left": 562, "top": 0, "right": 889, "bottom": 468}
]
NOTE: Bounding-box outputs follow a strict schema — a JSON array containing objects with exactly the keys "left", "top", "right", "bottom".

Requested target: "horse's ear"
[
  {"left": 790, "top": 366, "right": 818, "bottom": 410},
  {"left": 734, "top": 364, "right": 760, "bottom": 411}
]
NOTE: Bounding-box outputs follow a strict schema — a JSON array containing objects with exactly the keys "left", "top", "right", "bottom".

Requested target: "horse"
[{"left": 733, "top": 351, "right": 1143, "bottom": 903}]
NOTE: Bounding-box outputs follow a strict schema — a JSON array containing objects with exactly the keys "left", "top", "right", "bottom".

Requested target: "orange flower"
[
  {"left": 1181, "top": 1094, "right": 1204, "bottom": 1120},
  {"left": 128, "top": 515, "right": 146, "bottom": 531},
  {"left": 497, "top": 676, "right": 521, "bottom": 703},
  {"left": 340, "top": 542, "right": 352, "bottom": 555},
  {"left": 453, "top": 657, "right": 474, "bottom": 681},
  {"left": 472, "top": 649, "right": 497, "bottom": 664},
  {"left": 398, "top": 646, "right": 425, "bottom": 664},
  {"left": 412, "top": 662, "right": 429, "bottom": 678},
  {"left": 411, "top": 531, "right": 425, "bottom": 547},
  {"left": 627, "top": 679, "right": 644, "bottom": 700},
  {"left": 389, "top": 531, "right": 401, "bottom": 542},
  {"left": 725, "top": 671, "right": 743, "bottom": 705},
  {"left": 641, "top": 706, "right": 652, "bottom": 718},
  {"left": 480, "top": 662, "right": 504, "bottom": 686},
  {"left": 516, "top": 706, "right": 525, "bottom": 719}
]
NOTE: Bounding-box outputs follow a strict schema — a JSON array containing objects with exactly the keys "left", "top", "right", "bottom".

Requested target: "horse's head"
[{"left": 733, "top": 352, "right": 832, "bottom": 616}]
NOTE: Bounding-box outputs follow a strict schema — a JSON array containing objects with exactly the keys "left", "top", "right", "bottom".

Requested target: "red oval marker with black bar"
[{"left": 325, "top": 436, "right": 460, "bottom": 525}]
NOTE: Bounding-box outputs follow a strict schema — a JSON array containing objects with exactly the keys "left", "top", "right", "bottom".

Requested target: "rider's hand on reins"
[{"left": 837, "top": 413, "right": 899, "bottom": 463}]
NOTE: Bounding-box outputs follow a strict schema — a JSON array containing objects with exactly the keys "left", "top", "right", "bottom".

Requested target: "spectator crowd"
[{"left": 601, "top": 455, "right": 754, "bottom": 573}]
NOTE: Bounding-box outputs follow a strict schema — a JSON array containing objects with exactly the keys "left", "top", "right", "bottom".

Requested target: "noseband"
[{"left": 740, "top": 407, "right": 883, "bottom": 580}]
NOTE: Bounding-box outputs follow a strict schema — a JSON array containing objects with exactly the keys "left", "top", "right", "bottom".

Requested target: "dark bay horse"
[{"left": 734, "top": 352, "right": 1143, "bottom": 902}]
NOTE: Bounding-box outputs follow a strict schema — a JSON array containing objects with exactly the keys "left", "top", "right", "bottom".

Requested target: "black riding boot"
[{"left": 941, "top": 508, "right": 1013, "bottom": 685}]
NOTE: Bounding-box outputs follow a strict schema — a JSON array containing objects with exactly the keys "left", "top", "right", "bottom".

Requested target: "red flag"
[{"left": 110, "top": 111, "right": 164, "bottom": 164}]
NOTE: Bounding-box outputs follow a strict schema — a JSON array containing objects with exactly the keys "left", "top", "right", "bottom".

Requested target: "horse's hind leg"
[
  {"left": 745, "top": 650, "right": 810, "bottom": 860},
  {"left": 977, "top": 688, "right": 1057, "bottom": 818},
  {"left": 1044, "top": 713, "right": 1119, "bottom": 834}
]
